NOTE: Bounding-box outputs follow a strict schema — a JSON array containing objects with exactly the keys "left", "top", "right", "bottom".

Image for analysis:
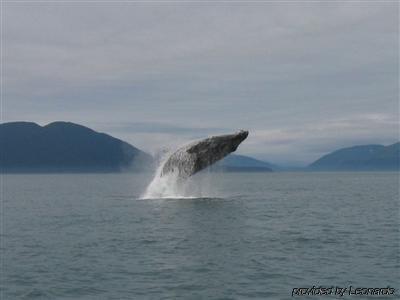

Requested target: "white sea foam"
[{"left": 141, "top": 150, "right": 213, "bottom": 199}]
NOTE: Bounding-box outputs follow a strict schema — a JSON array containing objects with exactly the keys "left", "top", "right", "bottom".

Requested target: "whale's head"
[
  {"left": 184, "top": 130, "right": 249, "bottom": 174},
  {"left": 228, "top": 130, "right": 249, "bottom": 152},
  {"left": 161, "top": 130, "right": 249, "bottom": 178},
  {"left": 187, "top": 130, "right": 248, "bottom": 155}
]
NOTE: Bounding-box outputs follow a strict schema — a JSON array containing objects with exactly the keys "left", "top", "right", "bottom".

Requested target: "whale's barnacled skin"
[{"left": 161, "top": 130, "right": 249, "bottom": 178}]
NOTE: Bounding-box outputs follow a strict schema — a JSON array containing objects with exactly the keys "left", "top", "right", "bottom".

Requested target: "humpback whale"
[{"left": 161, "top": 130, "right": 249, "bottom": 179}]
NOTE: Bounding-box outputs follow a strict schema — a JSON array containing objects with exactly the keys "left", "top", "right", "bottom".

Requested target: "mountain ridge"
[
  {"left": 1, "top": 121, "right": 398, "bottom": 172},
  {"left": 0, "top": 121, "right": 153, "bottom": 172},
  {"left": 308, "top": 142, "right": 399, "bottom": 171}
]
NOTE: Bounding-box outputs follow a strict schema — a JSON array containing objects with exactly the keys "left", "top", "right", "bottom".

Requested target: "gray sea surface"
[{"left": 1, "top": 172, "right": 399, "bottom": 299}]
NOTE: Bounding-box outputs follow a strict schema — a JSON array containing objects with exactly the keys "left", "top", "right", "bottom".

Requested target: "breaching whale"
[{"left": 161, "top": 130, "right": 249, "bottom": 179}]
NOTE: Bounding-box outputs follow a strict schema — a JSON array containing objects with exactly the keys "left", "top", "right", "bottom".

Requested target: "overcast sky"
[{"left": 3, "top": 1, "right": 399, "bottom": 166}]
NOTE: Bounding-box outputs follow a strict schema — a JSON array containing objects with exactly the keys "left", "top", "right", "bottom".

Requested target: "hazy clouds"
[{"left": 4, "top": 2, "right": 399, "bottom": 165}]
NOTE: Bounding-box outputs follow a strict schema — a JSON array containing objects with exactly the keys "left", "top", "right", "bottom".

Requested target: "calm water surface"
[{"left": 1, "top": 172, "right": 399, "bottom": 299}]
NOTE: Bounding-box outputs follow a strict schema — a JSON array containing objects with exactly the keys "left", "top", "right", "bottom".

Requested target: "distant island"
[
  {"left": 0, "top": 121, "right": 398, "bottom": 172},
  {"left": 308, "top": 143, "right": 399, "bottom": 171},
  {"left": 0, "top": 121, "right": 152, "bottom": 172}
]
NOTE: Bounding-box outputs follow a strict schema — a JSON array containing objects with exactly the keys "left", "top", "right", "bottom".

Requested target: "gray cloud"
[{"left": 3, "top": 2, "right": 399, "bottom": 165}]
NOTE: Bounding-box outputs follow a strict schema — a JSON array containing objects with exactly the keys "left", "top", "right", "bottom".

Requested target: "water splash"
[{"left": 141, "top": 149, "right": 212, "bottom": 199}]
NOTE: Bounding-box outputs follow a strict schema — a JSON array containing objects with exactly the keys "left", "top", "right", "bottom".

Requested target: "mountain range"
[
  {"left": 308, "top": 142, "right": 399, "bottom": 171},
  {"left": 0, "top": 121, "right": 398, "bottom": 172},
  {"left": 0, "top": 121, "right": 152, "bottom": 172}
]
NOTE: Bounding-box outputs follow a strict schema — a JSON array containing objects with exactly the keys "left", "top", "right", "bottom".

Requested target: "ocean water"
[{"left": 1, "top": 172, "right": 399, "bottom": 299}]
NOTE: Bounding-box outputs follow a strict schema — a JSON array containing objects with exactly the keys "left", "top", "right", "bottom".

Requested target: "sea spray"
[
  {"left": 141, "top": 149, "right": 214, "bottom": 199},
  {"left": 141, "top": 150, "right": 186, "bottom": 198}
]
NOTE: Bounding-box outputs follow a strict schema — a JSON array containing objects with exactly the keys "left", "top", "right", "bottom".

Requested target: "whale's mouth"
[
  {"left": 229, "top": 130, "right": 249, "bottom": 152},
  {"left": 236, "top": 130, "right": 249, "bottom": 140}
]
